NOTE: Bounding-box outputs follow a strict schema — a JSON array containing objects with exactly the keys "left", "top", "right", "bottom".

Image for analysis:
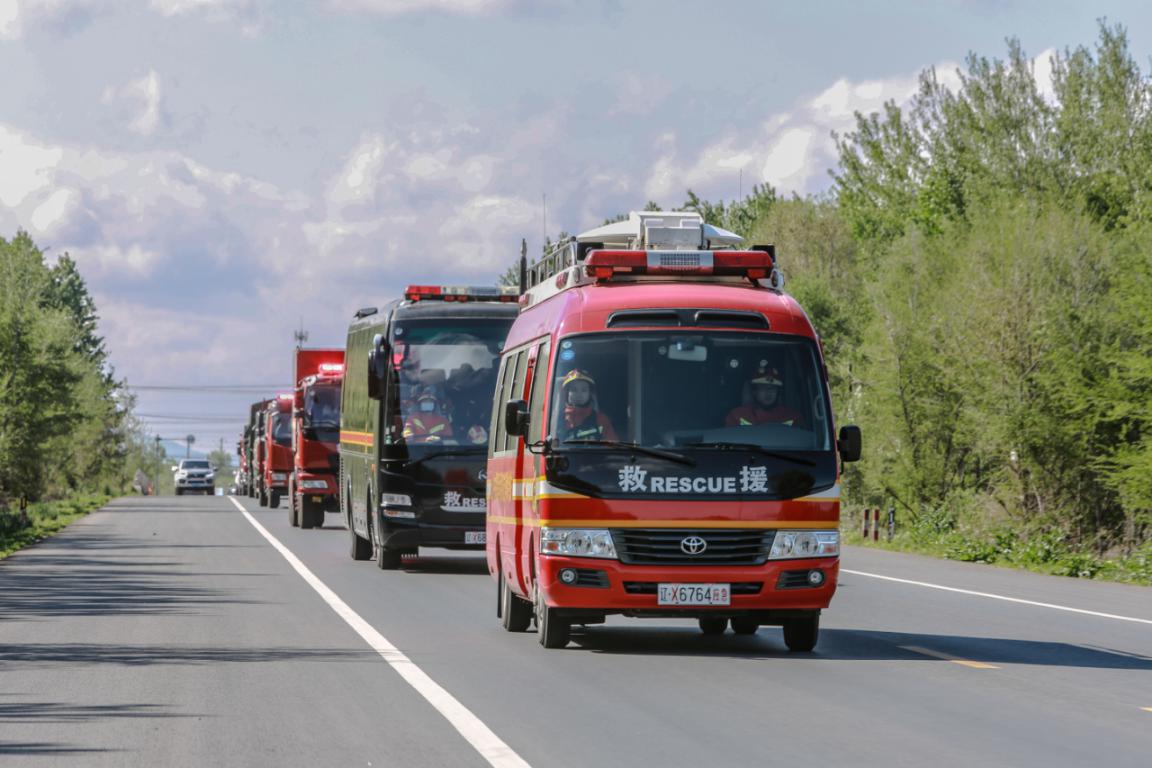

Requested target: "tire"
[
  {"left": 349, "top": 509, "right": 372, "bottom": 561},
  {"left": 305, "top": 500, "right": 325, "bottom": 529},
  {"left": 175, "top": 488, "right": 184, "bottom": 496},
  {"left": 290, "top": 494, "right": 300, "bottom": 527},
  {"left": 258, "top": 488, "right": 268, "bottom": 508},
  {"left": 376, "top": 545, "right": 402, "bottom": 570},
  {"left": 783, "top": 615, "right": 820, "bottom": 652},
  {"left": 269, "top": 490, "right": 280, "bottom": 509},
  {"left": 731, "top": 617, "right": 760, "bottom": 635},
  {"left": 534, "top": 583, "right": 570, "bottom": 649},
  {"left": 300, "top": 497, "right": 315, "bottom": 529},
  {"left": 698, "top": 617, "right": 728, "bottom": 635},
  {"left": 499, "top": 572, "right": 532, "bottom": 632}
]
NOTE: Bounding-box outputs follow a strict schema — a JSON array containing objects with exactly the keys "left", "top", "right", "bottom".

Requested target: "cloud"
[
  {"left": 0, "top": 0, "right": 109, "bottom": 39},
  {"left": 103, "top": 70, "right": 166, "bottom": 137},
  {"left": 642, "top": 60, "right": 968, "bottom": 200},
  {"left": 326, "top": 0, "right": 549, "bottom": 16}
]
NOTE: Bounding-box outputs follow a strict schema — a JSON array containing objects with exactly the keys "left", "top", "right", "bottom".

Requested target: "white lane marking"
[
  {"left": 843, "top": 569, "right": 1152, "bottom": 626},
  {"left": 229, "top": 497, "right": 530, "bottom": 768}
]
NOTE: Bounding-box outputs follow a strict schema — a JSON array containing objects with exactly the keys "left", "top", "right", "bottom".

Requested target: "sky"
[{"left": 2, "top": 0, "right": 1151, "bottom": 453}]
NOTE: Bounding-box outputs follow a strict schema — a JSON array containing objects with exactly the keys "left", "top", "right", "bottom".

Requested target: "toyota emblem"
[{"left": 680, "top": 536, "right": 708, "bottom": 555}]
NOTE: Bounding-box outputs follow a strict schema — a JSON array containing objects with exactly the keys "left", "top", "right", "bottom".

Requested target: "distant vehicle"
[
  {"left": 257, "top": 395, "right": 294, "bottom": 508},
  {"left": 173, "top": 459, "right": 215, "bottom": 496},
  {"left": 340, "top": 286, "right": 518, "bottom": 569},
  {"left": 289, "top": 348, "right": 345, "bottom": 529},
  {"left": 487, "top": 211, "right": 861, "bottom": 650}
]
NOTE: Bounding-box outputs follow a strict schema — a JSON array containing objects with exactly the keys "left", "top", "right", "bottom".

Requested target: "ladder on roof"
[{"left": 518, "top": 210, "right": 773, "bottom": 292}]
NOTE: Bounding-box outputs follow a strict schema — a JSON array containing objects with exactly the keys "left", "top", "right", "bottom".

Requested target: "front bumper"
[
  {"left": 534, "top": 556, "right": 838, "bottom": 619},
  {"left": 377, "top": 510, "right": 485, "bottom": 550}
]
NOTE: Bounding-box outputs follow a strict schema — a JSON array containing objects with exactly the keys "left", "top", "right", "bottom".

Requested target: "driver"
[
  {"left": 402, "top": 389, "right": 455, "bottom": 443},
  {"left": 725, "top": 366, "right": 805, "bottom": 428},
  {"left": 559, "top": 369, "right": 618, "bottom": 442}
]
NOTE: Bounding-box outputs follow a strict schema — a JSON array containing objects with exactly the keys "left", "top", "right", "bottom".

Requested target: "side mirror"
[
  {"left": 504, "top": 399, "right": 530, "bottom": 437},
  {"left": 367, "top": 334, "right": 389, "bottom": 400},
  {"left": 838, "top": 425, "right": 862, "bottom": 463},
  {"left": 170, "top": 465, "right": 178, "bottom": 472}
]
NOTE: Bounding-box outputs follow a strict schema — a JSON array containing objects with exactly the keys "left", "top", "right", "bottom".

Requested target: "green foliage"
[
  {"left": 0, "top": 232, "right": 131, "bottom": 507},
  {"left": 0, "top": 493, "right": 110, "bottom": 560}
]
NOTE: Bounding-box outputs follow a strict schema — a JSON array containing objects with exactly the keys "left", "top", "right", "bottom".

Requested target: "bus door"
[{"left": 518, "top": 340, "right": 550, "bottom": 589}]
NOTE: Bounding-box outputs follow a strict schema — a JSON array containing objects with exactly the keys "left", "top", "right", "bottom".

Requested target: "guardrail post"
[
  {"left": 862, "top": 508, "right": 870, "bottom": 539},
  {"left": 887, "top": 506, "right": 895, "bottom": 541},
  {"left": 872, "top": 508, "right": 880, "bottom": 541}
]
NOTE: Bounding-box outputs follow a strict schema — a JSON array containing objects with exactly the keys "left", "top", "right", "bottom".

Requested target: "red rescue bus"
[{"left": 486, "top": 211, "right": 861, "bottom": 650}]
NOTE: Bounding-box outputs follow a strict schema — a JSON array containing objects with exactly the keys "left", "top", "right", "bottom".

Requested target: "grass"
[
  {"left": 843, "top": 509, "right": 1152, "bottom": 587},
  {"left": 0, "top": 494, "right": 111, "bottom": 560}
]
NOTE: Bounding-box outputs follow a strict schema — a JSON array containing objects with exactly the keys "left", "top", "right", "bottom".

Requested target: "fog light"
[
  {"left": 559, "top": 568, "right": 577, "bottom": 585},
  {"left": 807, "top": 570, "right": 825, "bottom": 586}
]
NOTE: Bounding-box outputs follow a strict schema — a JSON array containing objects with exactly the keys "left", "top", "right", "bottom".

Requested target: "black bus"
[{"left": 339, "top": 285, "right": 518, "bottom": 569}]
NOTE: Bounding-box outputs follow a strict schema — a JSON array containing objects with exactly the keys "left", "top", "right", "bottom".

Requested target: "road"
[{"left": 1, "top": 495, "right": 1150, "bottom": 767}]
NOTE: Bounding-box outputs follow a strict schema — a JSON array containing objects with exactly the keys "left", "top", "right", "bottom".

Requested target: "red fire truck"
[
  {"left": 289, "top": 348, "right": 345, "bottom": 529},
  {"left": 487, "top": 211, "right": 861, "bottom": 650},
  {"left": 257, "top": 394, "right": 294, "bottom": 509}
]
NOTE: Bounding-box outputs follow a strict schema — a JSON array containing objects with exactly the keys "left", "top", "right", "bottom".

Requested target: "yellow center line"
[
  {"left": 900, "top": 645, "right": 999, "bottom": 669},
  {"left": 1141, "top": 707, "right": 1152, "bottom": 713}
]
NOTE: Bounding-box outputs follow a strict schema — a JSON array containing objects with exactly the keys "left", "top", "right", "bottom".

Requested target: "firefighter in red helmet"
[
  {"left": 559, "top": 369, "right": 618, "bottom": 442},
  {"left": 403, "top": 388, "right": 455, "bottom": 443},
  {"left": 725, "top": 365, "right": 805, "bottom": 428}
]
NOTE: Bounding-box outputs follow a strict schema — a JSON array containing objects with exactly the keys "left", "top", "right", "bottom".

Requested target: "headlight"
[
  {"left": 380, "top": 493, "right": 412, "bottom": 507},
  {"left": 271, "top": 472, "right": 287, "bottom": 482},
  {"left": 541, "top": 527, "right": 617, "bottom": 559},
  {"left": 205, "top": 473, "right": 215, "bottom": 480},
  {"left": 769, "top": 530, "right": 839, "bottom": 559},
  {"left": 300, "top": 479, "right": 328, "bottom": 489}
]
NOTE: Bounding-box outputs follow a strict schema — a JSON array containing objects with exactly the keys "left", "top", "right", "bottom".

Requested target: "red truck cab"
[
  {"left": 486, "top": 211, "right": 861, "bottom": 650},
  {"left": 258, "top": 394, "right": 294, "bottom": 509},
  {"left": 289, "top": 349, "right": 345, "bottom": 529}
]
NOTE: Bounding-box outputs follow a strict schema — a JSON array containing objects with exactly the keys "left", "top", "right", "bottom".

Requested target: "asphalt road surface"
[{"left": 1, "top": 495, "right": 1150, "bottom": 767}]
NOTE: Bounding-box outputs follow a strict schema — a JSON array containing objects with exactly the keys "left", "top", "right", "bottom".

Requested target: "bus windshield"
[
  {"left": 385, "top": 319, "right": 510, "bottom": 451},
  {"left": 546, "top": 331, "right": 837, "bottom": 498}
]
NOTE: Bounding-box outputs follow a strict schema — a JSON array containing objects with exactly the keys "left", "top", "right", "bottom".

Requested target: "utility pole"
[
  {"left": 186, "top": 434, "right": 195, "bottom": 458},
  {"left": 294, "top": 319, "right": 309, "bottom": 349},
  {"left": 154, "top": 435, "right": 161, "bottom": 496}
]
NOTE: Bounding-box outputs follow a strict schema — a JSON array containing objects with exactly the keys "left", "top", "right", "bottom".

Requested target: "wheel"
[
  {"left": 175, "top": 488, "right": 184, "bottom": 496},
  {"left": 305, "top": 500, "right": 325, "bottom": 529},
  {"left": 499, "top": 572, "right": 532, "bottom": 632},
  {"left": 258, "top": 488, "right": 268, "bottom": 507},
  {"left": 269, "top": 490, "right": 280, "bottom": 509},
  {"left": 376, "top": 545, "right": 402, "bottom": 570},
  {"left": 349, "top": 509, "right": 372, "bottom": 561},
  {"left": 534, "top": 583, "right": 570, "bottom": 648},
  {"left": 290, "top": 494, "right": 300, "bottom": 527},
  {"left": 207, "top": 486, "right": 215, "bottom": 496},
  {"left": 731, "top": 617, "right": 760, "bottom": 635},
  {"left": 698, "top": 617, "right": 728, "bottom": 635},
  {"left": 783, "top": 615, "right": 820, "bottom": 652}
]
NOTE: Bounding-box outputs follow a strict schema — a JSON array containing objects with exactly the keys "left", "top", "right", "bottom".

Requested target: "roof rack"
[{"left": 518, "top": 211, "right": 784, "bottom": 303}]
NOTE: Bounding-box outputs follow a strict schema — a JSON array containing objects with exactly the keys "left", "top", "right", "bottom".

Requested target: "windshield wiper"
[
  {"left": 560, "top": 440, "right": 696, "bottom": 467},
  {"left": 402, "top": 447, "right": 484, "bottom": 468},
  {"left": 681, "top": 441, "right": 815, "bottom": 467}
]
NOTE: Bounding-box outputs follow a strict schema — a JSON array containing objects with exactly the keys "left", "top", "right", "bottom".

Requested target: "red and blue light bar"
[
  {"left": 405, "top": 285, "right": 520, "bottom": 302},
  {"left": 584, "top": 250, "right": 773, "bottom": 281}
]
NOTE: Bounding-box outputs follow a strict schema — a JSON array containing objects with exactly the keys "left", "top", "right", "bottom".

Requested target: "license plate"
[
  {"left": 311, "top": 495, "right": 324, "bottom": 503},
  {"left": 464, "top": 531, "right": 486, "bottom": 545},
  {"left": 657, "top": 583, "right": 731, "bottom": 606}
]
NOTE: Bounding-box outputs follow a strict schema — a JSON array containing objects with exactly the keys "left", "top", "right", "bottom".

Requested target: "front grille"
[
  {"left": 623, "top": 582, "right": 762, "bottom": 595},
  {"left": 613, "top": 529, "right": 775, "bottom": 566}
]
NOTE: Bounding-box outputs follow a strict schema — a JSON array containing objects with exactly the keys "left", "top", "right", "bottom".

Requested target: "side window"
[
  {"left": 528, "top": 341, "right": 550, "bottom": 443},
  {"left": 504, "top": 349, "right": 530, "bottom": 452},
  {"left": 490, "top": 354, "right": 513, "bottom": 456}
]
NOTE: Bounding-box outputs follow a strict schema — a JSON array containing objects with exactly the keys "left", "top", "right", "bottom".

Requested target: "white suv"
[{"left": 173, "top": 459, "right": 215, "bottom": 496}]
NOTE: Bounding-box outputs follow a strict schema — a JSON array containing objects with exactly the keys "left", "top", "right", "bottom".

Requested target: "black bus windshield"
[
  {"left": 545, "top": 331, "right": 837, "bottom": 498},
  {"left": 384, "top": 318, "right": 510, "bottom": 453}
]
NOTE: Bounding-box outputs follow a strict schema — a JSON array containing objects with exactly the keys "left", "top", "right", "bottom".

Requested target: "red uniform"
[
  {"left": 725, "top": 404, "right": 805, "bottom": 428},
  {"left": 403, "top": 412, "right": 454, "bottom": 443},
  {"left": 561, "top": 406, "right": 618, "bottom": 442}
]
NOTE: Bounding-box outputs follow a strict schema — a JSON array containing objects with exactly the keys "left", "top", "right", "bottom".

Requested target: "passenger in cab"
[
  {"left": 725, "top": 366, "right": 805, "bottom": 428},
  {"left": 559, "top": 369, "right": 618, "bottom": 442},
  {"left": 402, "top": 389, "right": 454, "bottom": 443}
]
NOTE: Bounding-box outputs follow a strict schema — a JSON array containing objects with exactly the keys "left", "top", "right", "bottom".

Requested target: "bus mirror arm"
[
  {"left": 504, "top": 399, "right": 530, "bottom": 437},
  {"left": 838, "top": 425, "right": 862, "bottom": 463}
]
